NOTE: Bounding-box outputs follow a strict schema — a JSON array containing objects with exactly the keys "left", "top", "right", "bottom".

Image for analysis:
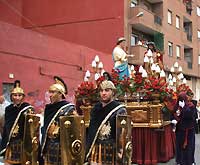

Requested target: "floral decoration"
[
  {"left": 75, "top": 81, "right": 98, "bottom": 104},
  {"left": 143, "top": 77, "right": 168, "bottom": 100},
  {"left": 111, "top": 67, "right": 145, "bottom": 96},
  {"left": 176, "top": 84, "right": 193, "bottom": 96},
  {"left": 162, "top": 88, "right": 177, "bottom": 112}
]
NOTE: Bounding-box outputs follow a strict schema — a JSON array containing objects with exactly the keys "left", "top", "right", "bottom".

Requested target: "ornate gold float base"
[
  {"left": 80, "top": 105, "right": 93, "bottom": 127},
  {"left": 81, "top": 102, "right": 167, "bottom": 128},
  {"left": 126, "top": 102, "right": 164, "bottom": 128}
]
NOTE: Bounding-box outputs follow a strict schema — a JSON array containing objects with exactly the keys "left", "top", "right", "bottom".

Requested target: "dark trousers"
[{"left": 175, "top": 128, "right": 195, "bottom": 165}]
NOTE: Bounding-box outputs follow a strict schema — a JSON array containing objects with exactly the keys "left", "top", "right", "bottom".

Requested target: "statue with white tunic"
[{"left": 112, "top": 37, "right": 134, "bottom": 79}]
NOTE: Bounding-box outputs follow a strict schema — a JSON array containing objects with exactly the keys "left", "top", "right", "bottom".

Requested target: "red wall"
[
  {"left": 0, "top": 1, "right": 124, "bottom": 110},
  {"left": 0, "top": 21, "right": 113, "bottom": 111},
  {"left": 21, "top": 0, "right": 124, "bottom": 54},
  {"left": 0, "top": 0, "right": 22, "bottom": 26}
]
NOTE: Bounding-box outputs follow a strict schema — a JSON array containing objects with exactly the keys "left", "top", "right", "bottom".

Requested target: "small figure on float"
[
  {"left": 102, "top": 71, "right": 112, "bottom": 81},
  {"left": 144, "top": 42, "right": 163, "bottom": 72},
  {"left": 112, "top": 37, "right": 134, "bottom": 79}
]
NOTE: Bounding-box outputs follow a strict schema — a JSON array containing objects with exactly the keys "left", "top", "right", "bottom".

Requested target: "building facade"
[
  {"left": 126, "top": 0, "right": 200, "bottom": 99},
  {"left": 0, "top": 0, "right": 124, "bottom": 110},
  {"left": 0, "top": 0, "right": 125, "bottom": 54},
  {"left": 0, "top": 0, "right": 200, "bottom": 102}
]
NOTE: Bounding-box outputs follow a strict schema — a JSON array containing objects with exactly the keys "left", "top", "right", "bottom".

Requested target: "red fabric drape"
[{"left": 132, "top": 125, "right": 175, "bottom": 165}]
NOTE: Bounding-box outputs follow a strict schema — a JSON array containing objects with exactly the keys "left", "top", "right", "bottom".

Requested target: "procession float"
[{"left": 74, "top": 45, "right": 193, "bottom": 164}]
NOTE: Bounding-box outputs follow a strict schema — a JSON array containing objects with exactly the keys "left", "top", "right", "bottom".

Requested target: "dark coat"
[
  {"left": 40, "top": 100, "right": 75, "bottom": 156},
  {"left": 0, "top": 102, "right": 32, "bottom": 156},
  {"left": 85, "top": 100, "right": 126, "bottom": 160},
  {"left": 173, "top": 92, "right": 196, "bottom": 165}
]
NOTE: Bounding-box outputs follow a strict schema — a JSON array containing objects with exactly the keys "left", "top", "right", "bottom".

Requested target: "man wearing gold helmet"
[
  {"left": 0, "top": 80, "right": 34, "bottom": 164},
  {"left": 40, "top": 76, "right": 77, "bottom": 165},
  {"left": 85, "top": 80, "right": 127, "bottom": 164}
]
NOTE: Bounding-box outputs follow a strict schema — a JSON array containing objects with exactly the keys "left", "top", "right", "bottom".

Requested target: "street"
[
  {"left": 158, "top": 133, "right": 200, "bottom": 165},
  {"left": 0, "top": 134, "right": 199, "bottom": 164}
]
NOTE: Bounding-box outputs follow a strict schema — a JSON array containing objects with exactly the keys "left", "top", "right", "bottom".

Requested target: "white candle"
[
  {"left": 98, "top": 62, "right": 103, "bottom": 69},
  {"left": 160, "top": 70, "right": 166, "bottom": 77},
  {"left": 94, "top": 55, "right": 100, "bottom": 63},
  {"left": 146, "top": 49, "right": 153, "bottom": 57},
  {"left": 174, "top": 62, "right": 179, "bottom": 68},
  {"left": 139, "top": 66, "right": 144, "bottom": 73},
  {"left": 85, "top": 70, "right": 91, "bottom": 78},
  {"left": 92, "top": 60, "right": 96, "bottom": 68}
]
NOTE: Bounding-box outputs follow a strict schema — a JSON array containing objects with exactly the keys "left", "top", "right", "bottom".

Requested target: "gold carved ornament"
[{"left": 48, "top": 121, "right": 60, "bottom": 139}]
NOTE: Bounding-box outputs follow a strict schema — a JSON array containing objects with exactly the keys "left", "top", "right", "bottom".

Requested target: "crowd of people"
[
  {"left": 0, "top": 76, "right": 130, "bottom": 164},
  {"left": 0, "top": 37, "right": 199, "bottom": 165}
]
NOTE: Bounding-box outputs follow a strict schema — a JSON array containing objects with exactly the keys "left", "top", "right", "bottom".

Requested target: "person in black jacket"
[
  {"left": 187, "top": 92, "right": 198, "bottom": 165},
  {"left": 85, "top": 80, "right": 127, "bottom": 164},
  {"left": 40, "top": 76, "right": 77, "bottom": 165},
  {"left": 0, "top": 80, "right": 33, "bottom": 165},
  {"left": 172, "top": 92, "right": 196, "bottom": 165}
]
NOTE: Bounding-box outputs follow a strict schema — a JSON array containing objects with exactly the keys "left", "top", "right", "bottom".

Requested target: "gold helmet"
[
  {"left": 11, "top": 80, "right": 24, "bottom": 95},
  {"left": 49, "top": 76, "right": 67, "bottom": 98},
  {"left": 99, "top": 80, "right": 116, "bottom": 90}
]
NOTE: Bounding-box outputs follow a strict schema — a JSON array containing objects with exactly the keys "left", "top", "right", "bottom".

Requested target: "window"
[
  {"left": 131, "top": 34, "right": 139, "bottom": 46},
  {"left": 2, "top": 82, "right": 13, "bottom": 103},
  {"left": 198, "top": 30, "right": 200, "bottom": 39},
  {"left": 197, "top": 6, "right": 200, "bottom": 16},
  {"left": 176, "top": 45, "right": 181, "bottom": 58},
  {"left": 168, "top": 42, "right": 173, "bottom": 56},
  {"left": 168, "top": 10, "right": 172, "bottom": 24},
  {"left": 176, "top": 15, "right": 180, "bottom": 29},
  {"left": 199, "top": 55, "right": 200, "bottom": 64}
]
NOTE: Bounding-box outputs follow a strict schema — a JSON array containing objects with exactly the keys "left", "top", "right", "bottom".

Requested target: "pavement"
[
  {"left": 158, "top": 133, "right": 200, "bottom": 165},
  {"left": 0, "top": 134, "right": 199, "bottom": 164},
  {"left": 131, "top": 133, "right": 200, "bottom": 165}
]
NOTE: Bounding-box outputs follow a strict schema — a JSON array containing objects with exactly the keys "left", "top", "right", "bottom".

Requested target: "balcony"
[
  {"left": 181, "top": 31, "right": 192, "bottom": 48},
  {"left": 128, "top": 45, "right": 147, "bottom": 65},
  {"left": 181, "top": 0, "right": 193, "bottom": 16},
  {"left": 177, "top": 58, "right": 193, "bottom": 71},
  {"left": 129, "top": 6, "right": 162, "bottom": 35},
  {"left": 184, "top": 48, "right": 193, "bottom": 73}
]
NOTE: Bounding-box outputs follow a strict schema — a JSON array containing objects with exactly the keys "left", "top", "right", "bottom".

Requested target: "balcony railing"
[
  {"left": 129, "top": 6, "right": 162, "bottom": 34},
  {"left": 187, "top": 34, "right": 192, "bottom": 41},
  {"left": 128, "top": 45, "right": 147, "bottom": 65},
  {"left": 183, "top": 0, "right": 193, "bottom": 15}
]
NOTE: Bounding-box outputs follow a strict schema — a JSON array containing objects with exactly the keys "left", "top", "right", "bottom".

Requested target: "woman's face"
[{"left": 120, "top": 41, "right": 126, "bottom": 49}]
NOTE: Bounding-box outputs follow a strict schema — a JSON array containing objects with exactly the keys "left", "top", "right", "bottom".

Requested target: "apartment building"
[{"left": 126, "top": 0, "right": 200, "bottom": 99}]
